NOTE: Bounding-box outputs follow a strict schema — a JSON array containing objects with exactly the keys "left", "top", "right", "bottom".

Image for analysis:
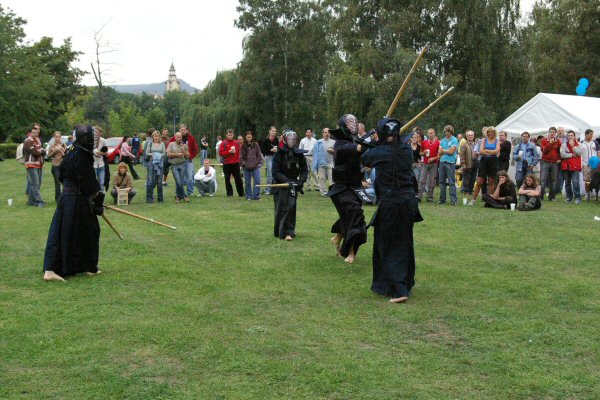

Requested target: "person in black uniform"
[
  {"left": 43, "top": 125, "right": 104, "bottom": 281},
  {"left": 361, "top": 118, "right": 424, "bottom": 303},
  {"left": 328, "top": 114, "right": 367, "bottom": 264},
  {"left": 272, "top": 129, "right": 308, "bottom": 241}
]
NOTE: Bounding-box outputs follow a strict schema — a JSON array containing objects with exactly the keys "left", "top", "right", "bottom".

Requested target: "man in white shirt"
[
  {"left": 92, "top": 126, "right": 108, "bottom": 192},
  {"left": 194, "top": 158, "right": 218, "bottom": 196},
  {"left": 299, "top": 128, "right": 318, "bottom": 191},
  {"left": 580, "top": 129, "right": 599, "bottom": 196}
]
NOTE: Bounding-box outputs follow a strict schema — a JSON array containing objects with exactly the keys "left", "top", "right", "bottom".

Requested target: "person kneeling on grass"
[
  {"left": 517, "top": 174, "right": 542, "bottom": 211},
  {"left": 110, "top": 162, "right": 136, "bottom": 204},
  {"left": 194, "top": 158, "right": 218, "bottom": 196},
  {"left": 482, "top": 170, "right": 516, "bottom": 209},
  {"left": 272, "top": 129, "right": 308, "bottom": 241}
]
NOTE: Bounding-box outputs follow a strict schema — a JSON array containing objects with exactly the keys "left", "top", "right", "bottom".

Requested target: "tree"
[{"left": 146, "top": 106, "right": 166, "bottom": 131}]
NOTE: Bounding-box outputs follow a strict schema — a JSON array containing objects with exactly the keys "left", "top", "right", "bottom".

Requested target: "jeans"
[
  {"left": 200, "top": 149, "right": 208, "bottom": 164},
  {"left": 146, "top": 163, "right": 164, "bottom": 202},
  {"left": 264, "top": 155, "right": 274, "bottom": 193},
  {"left": 26, "top": 168, "right": 43, "bottom": 205},
  {"left": 171, "top": 163, "right": 188, "bottom": 200},
  {"left": 417, "top": 163, "right": 437, "bottom": 200},
  {"left": 412, "top": 165, "right": 421, "bottom": 183},
  {"left": 243, "top": 168, "right": 261, "bottom": 199},
  {"left": 556, "top": 168, "right": 564, "bottom": 195},
  {"left": 185, "top": 159, "right": 195, "bottom": 195},
  {"left": 95, "top": 166, "right": 105, "bottom": 192},
  {"left": 195, "top": 180, "right": 216, "bottom": 195},
  {"left": 540, "top": 160, "right": 559, "bottom": 200},
  {"left": 438, "top": 162, "right": 457, "bottom": 203},
  {"left": 51, "top": 165, "right": 62, "bottom": 201},
  {"left": 562, "top": 170, "right": 581, "bottom": 201}
]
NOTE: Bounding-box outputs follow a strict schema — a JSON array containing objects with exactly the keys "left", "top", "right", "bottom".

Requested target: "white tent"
[{"left": 497, "top": 93, "right": 600, "bottom": 140}]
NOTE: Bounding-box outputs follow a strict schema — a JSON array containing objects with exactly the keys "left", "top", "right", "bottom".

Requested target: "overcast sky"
[{"left": 3, "top": 0, "right": 536, "bottom": 90}]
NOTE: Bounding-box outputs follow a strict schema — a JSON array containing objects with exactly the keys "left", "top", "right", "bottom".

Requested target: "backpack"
[{"left": 16, "top": 143, "right": 25, "bottom": 164}]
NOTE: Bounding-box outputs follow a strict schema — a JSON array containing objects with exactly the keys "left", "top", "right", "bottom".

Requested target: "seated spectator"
[
  {"left": 482, "top": 170, "right": 516, "bottom": 209},
  {"left": 110, "top": 162, "right": 136, "bottom": 204},
  {"left": 194, "top": 159, "right": 218, "bottom": 196},
  {"left": 363, "top": 167, "right": 376, "bottom": 204},
  {"left": 517, "top": 174, "right": 541, "bottom": 211}
]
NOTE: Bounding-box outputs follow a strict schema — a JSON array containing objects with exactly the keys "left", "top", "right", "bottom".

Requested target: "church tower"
[{"left": 165, "top": 62, "right": 180, "bottom": 92}]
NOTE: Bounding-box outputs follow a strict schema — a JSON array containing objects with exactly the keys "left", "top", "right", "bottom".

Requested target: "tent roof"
[{"left": 497, "top": 93, "right": 600, "bottom": 137}]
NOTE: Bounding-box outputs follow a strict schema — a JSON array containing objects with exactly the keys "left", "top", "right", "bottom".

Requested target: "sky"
[{"left": 3, "top": 0, "right": 536, "bottom": 90}]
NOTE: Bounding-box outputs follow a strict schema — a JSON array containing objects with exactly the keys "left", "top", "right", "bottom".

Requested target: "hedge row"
[{"left": 0, "top": 143, "right": 19, "bottom": 159}]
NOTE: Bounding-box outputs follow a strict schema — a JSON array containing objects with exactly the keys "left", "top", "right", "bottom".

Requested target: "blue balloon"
[
  {"left": 590, "top": 156, "right": 600, "bottom": 170},
  {"left": 576, "top": 85, "right": 586, "bottom": 96},
  {"left": 579, "top": 78, "right": 590, "bottom": 89}
]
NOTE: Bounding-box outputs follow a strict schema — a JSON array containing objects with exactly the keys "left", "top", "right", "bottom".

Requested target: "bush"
[{"left": 0, "top": 143, "right": 20, "bottom": 159}]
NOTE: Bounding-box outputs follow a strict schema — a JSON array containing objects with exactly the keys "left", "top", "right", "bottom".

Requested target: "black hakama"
[
  {"left": 43, "top": 145, "right": 101, "bottom": 277},
  {"left": 273, "top": 188, "right": 297, "bottom": 239}
]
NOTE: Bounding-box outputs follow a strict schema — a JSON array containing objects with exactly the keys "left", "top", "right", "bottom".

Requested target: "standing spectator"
[
  {"left": 416, "top": 128, "right": 440, "bottom": 202},
  {"left": 555, "top": 126, "right": 567, "bottom": 194},
  {"left": 512, "top": 132, "right": 539, "bottom": 188},
  {"left": 471, "top": 127, "right": 500, "bottom": 205},
  {"left": 410, "top": 132, "right": 421, "bottom": 182},
  {"left": 299, "top": 128, "right": 318, "bottom": 191},
  {"left": 517, "top": 174, "right": 542, "bottom": 211},
  {"left": 459, "top": 130, "right": 474, "bottom": 196},
  {"left": 219, "top": 129, "right": 244, "bottom": 197},
  {"left": 66, "top": 135, "right": 73, "bottom": 147},
  {"left": 540, "top": 127, "right": 562, "bottom": 201},
  {"left": 560, "top": 130, "right": 582, "bottom": 204},
  {"left": 482, "top": 170, "right": 517, "bottom": 209},
  {"left": 464, "top": 131, "right": 479, "bottom": 195},
  {"left": 23, "top": 123, "right": 46, "bottom": 207},
  {"left": 110, "top": 162, "right": 136, "bottom": 204},
  {"left": 260, "top": 126, "right": 279, "bottom": 195},
  {"left": 119, "top": 135, "right": 140, "bottom": 179},
  {"left": 92, "top": 126, "right": 108, "bottom": 191},
  {"left": 215, "top": 135, "right": 223, "bottom": 163},
  {"left": 312, "top": 127, "right": 336, "bottom": 196},
  {"left": 167, "top": 131, "right": 190, "bottom": 203},
  {"left": 168, "top": 124, "right": 198, "bottom": 197},
  {"left": 144, "top": 130, "right": 166, "bottom": 203},
  {"left": 194, "top": 159, "right": 218, "bottom": 196},
  {"left": 200, "top": 134, "right": 209, "bottom": 163},
  {"left": 437, "top": 125, "right": 459, "bottom": 205},
  {"left": 272, "top": 130, "right": 308, "bottom": 241},
  {"left": 160, "top": 128, "right": 171, "bottom": 186},
  {"left": 498, "top": 131, "right": 512, "bottom": 173},
  {"left": 580, "top": 129, "right": 599, "bottom": 197},
  {"left": 131, "top": 133, "right": 141, "bottom": 164},
  {"left": 240, "top": 131, "right": 264, "bottom": 200},
  {"left": 47, "top": 131, "right": 66, "bottom": 202}
]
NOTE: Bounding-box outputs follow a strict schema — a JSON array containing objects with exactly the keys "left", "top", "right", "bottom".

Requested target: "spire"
[{"left": 166, "top": 61, "right": 180, "bottom": 92}]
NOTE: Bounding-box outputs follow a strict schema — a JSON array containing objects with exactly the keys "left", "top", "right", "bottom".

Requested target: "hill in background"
[{"left": 110, "top": 80, "right": 198, "bottom": 96}]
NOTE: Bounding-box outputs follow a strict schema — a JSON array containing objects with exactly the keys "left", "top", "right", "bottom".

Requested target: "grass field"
[{"left": 1, "top": 160, "right": 599, "bottom": 399}]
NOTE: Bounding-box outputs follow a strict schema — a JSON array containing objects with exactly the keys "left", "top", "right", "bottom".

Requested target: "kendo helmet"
[
  {"left": 376, "top": 117, "right": 408, "bottom": 143},
  {"left": 282, "top": 129, "right": 298, "bottom": 148},
  {"left": 337, "top": 114, "right": 359, "bottom": 136}
]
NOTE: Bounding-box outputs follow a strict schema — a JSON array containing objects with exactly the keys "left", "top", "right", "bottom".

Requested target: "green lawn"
[{"left": 1, "top": 160, "right": 599, "bottom": 399}]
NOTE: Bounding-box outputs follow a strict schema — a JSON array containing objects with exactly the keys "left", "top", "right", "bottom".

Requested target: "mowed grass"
[{"left": 1, "top": 160, "right": 599, "bottom": 399}]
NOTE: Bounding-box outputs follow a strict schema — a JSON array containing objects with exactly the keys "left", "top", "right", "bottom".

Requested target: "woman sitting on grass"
[
  {"left": 482, "top": 170, "right": 516, "bottom": 209},
  {"left": 111, "top": 162, "right": 136, "bottom": 204},
  {"left": 517, "top": 174, "right": 542, "bottom": 211}
]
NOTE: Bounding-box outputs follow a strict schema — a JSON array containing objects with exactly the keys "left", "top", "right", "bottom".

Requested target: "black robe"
[
  {"left": 361, "top": 141, "right": 423, "bottom": 298},
  {"left": 327, "top": 138, "right": 367, "bottom": 258},
  {"left": 272, "top": 147, "right": 308, "bottom": 239},
  {"left": 43, "top": 145, "right": 101, "bottom": 276}
]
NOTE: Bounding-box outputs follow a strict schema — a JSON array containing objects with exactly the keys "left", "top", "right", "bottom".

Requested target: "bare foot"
[
  {"left": 344, "top": 249, "right": 355, "bottom": 264},
  {"left": 284, "top": 235, "right": 293, "bottom": 241},
  {"left": 389, "top": 296, "right": 408, "bottom": 303},
  {"left": 330, "top": 234, "right": 342, "bottom": 257},
  {"left": 43, "top": 271, "right": 65, "bottom": 282}
]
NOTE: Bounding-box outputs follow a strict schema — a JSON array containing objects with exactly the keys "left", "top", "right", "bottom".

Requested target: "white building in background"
[{"left": 165, "top": 62, "right": 180, "bottom": 92}]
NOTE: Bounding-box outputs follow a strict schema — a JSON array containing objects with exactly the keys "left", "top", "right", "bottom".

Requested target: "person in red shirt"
[
  {"left": 560, "top": 130, "right": 582, "bottom": 203},
  {"left": 416, "top": 128, "right": 440, "bottom": 202},
  {"left": 23, "top": 123, "right": 46, "bottom": 207},
  {"left": 168, "top": 124, "right": 198, "bottom": 196},
  {"left": 218, "top": 129, "right": 244, "bottom": 197},
  {"left": 540, "top": 126, "right": 562, "bottom": 201}
]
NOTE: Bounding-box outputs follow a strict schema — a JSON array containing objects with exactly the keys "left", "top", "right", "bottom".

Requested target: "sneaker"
[
  {"left": 450, "top": 201, "right": 457, "bottom": 206},
  {"left": 174, "top": 197, "right": 180, "bottom": 203},
  {"left": 437, "top": 201, "right": 446, "bottom": 205},
  {"left": 575, "top": 199, "right": 581, "bottom": 205},
  {"left": 468, "top": 199, "right": 475, "bottom": 206},
  {"left": 162, "top": 181, "right": 168, "bottom": 186},
  {"left": 183, "top": 197, "right": 190, "bottom": 203},
  {"left": 196, "top": 193, "right": 203, "bottom": 197},
  {"left": 426, "top": 198, "right": 433, "bottom": 203},
  {"left": 565, "top": 198, "right": 572, "bottom": 203},
  {"left": 209, "top": 194, "right": 214, "bottom": 197}
]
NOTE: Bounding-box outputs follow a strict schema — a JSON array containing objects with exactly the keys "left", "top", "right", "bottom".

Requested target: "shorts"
[{"left": 478, "top": 156, "right": 498, "bottom": 180}]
